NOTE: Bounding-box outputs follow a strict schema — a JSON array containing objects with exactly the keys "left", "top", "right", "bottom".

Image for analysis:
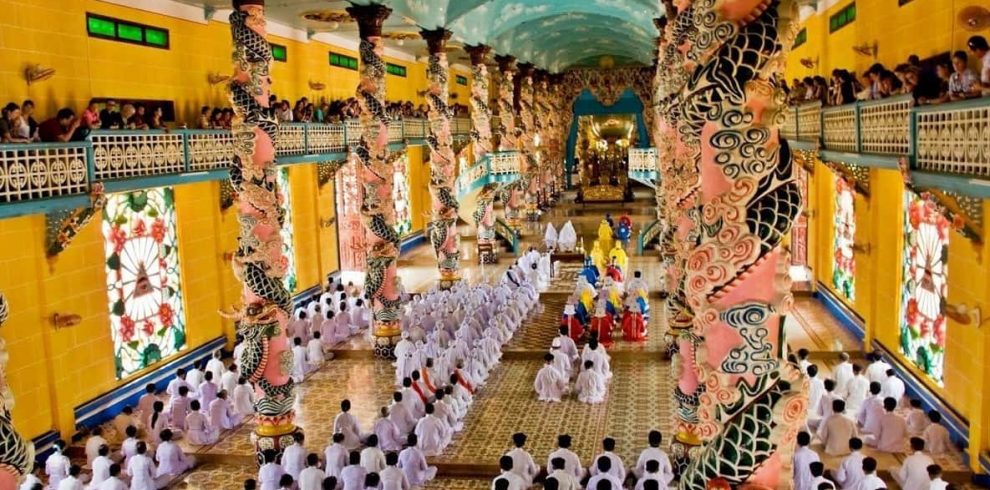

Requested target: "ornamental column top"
[
  {"left": 465, "top": 44, "right": 492, "bottom": 65},
  {"left": 420, "top": 28, "right": 452, "bottom": 55},
  {"left": 346, "top": 4, "right": 392, "bottom": 39},
  {"left": 517, "top": 62, "right": 535, "bottom": 78},
  {"left": 495, "top": 54, "right": 516, "bottom": 73}
]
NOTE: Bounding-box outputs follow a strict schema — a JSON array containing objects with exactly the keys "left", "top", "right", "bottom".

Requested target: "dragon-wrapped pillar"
[
  {"left": 465, "top": 44, "right": 498, "bottom": 265},
  {"left": 421, "top": 28, "right": 461, "bottom": 289},
  {"left": 515, "top": 63, "right": 539, "bottom": 221},
  {"left": 0, "top": 293, "right": 34, "bottom": 488},
  {"left": 657, "top": 1, "right": 807, "bottom": 488},
  {"left": 347, "top": 4, "right": 402, "bottom": 358},
  {"left": 493, "top": 55, "right": 523, "bottom": 229},
  {"left": 227, "top": 0, "right": 300, "bottom": 461}
]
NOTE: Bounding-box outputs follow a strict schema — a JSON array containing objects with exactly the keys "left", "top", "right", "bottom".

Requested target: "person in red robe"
[
  {"left": 589, "top": 303, "right": 614, "bottom": 349},
  {"left": 621, "top": 297, "right": 647, "bottom": 342},
  {"left": 605, "top": 260, "right": 623, "bottom": 283},
  {"left": 561, "top": 298, "right": 585, "bottom": 342}
]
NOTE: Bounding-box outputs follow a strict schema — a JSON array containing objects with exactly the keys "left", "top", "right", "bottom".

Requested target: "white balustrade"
[
  {"left": 276, "top": 124, "right": 306, "bottom": 156},
  {"left": 915, "top": 100, "right": 990, "bottom": 177},
  {"left": 0, "top": 144, "right": 88, "bottom": 202},
  {"left": 91, "top": 131, "right": 184, "bottom": 180},
  {"left": 629, "top": 148, "right": 658, "bottom": 172},
  {"left": 822, "top": 105, "right": 858, "bottom": 152},
  {"left": 490, "top": 152, "right": 521, "bottom": 175},
  {"left": 859, "top": 95, "right": 912, "bottom": 155},
  {"left": 307, "top": 124, "right": 347, "bottom": 153},
  {"left": 186, "top": 130, "right": 236, "bottom": 171},
  {"left": 796, "top": 101, "right": 822, "bottom": 141}
]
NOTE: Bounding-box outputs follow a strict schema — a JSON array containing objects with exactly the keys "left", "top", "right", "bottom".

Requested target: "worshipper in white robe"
[
  {"left": 585, "top": 457, "right": 623, "bottom": 490},
  {"left": 127, "top": 442, "right": 162, "bottom": 490},
  {"left": 845, "top": 364, "right": 870, "bottom": 415},
  {"left": 833, "top": 438, "right": 866, "bottom": 490},
  {"left": 857, "top": 383, "right": 884, "bottom": 435},
  {"left": 809, "top": 462, "right": 835, "bottom": 490},
  {"left": 634, "top": 460, "right": 669, "bottom": 490},
  {"left": 393, "top": 332, "right": 414, "bottom": 367},
  {"left": 360, "top": 435, "right": 386, "bottom": 474},
  {"left": 147, "top": 401, "right": 171, "bottom": 445},
  {"left": 576, "top": 360, "right": 607, "bottom": 404},
  {"left": 867, "top": 397, "right": 908, "bottom": 452},
  {"left": 557, "top": 221, "right": 577, "bottom": 252},
  {"left": 137, "top": 384, "right": 157, "bottom": 430},
  {"left": 905, "top": 399, "right": 930, "bottom": 436},
  {"left": 340, "top": 452, "right": 367, "bottom": 490},
  {"left": 923, "top": 411, "right": 952, "bottom": 454},
  {"left": 282, "top": 432, "right": 308, "bottom": 481},
  {"left": 504, "top": 433, "right": 539, "bottom": 486},
  {"left": 120, "top": 426, "right": 140, "bottom": 467},
  {"left": 85, "top": 427, "right": 111, "bottom": 467},
  {"left": 169, "top": 387, "right": 192, "bottom": 431},
  {"left": 381, "top": 452, "right": 410, "bottom": 490},
  {"left": 98, "top": 465, "right": 127, "bottom": 490},
  {"left": 398, "top": 434, "right": 437, "bottom": 487},
  {"left": 55, "top": 466, "right": 82, "bottom": 490},
  {"left": 298, "top": 454, "right": 326, "bottom": 490},
  {"left": 205, "top": 351, "right": 225, "bottom": 386},
  {"left": 259, "top": 449, "right": 286, "bottom": 490},
  {"left": 324, "top": 433, "right": 349, "bottom": 481},
  {"left": 792, "top": 432, "right": 819, "bottom": 490},
  {"left": 197, "top": 372, "right": 219, "bottom": 411},
  {"left": 233, "top": 378, "right": 256, "bottom": 417},
  {"left": 805, "top": 365, "right": 825, "bottom": 429},
  {"left": 538, "top": 253, "right": 553, "bottom": 283},
  {"left": 634, "top": 431, "right": 674, "bottom": 484},
  {"left": 535, "top": 353, "right": 570, "bottom": 402},
  {"left": 185, "top": 400, "right": 219, "bottom": 446},
  {"left": 334, "top": 400, "right": 365, "bottom": 450},
  {"left": 859, "top": 457, "right": 886, "bottom": 490},
  {"left": 833, "top": 352, "right": 854, "bottom": 396},
  {"left": 155, "top": 430, "right": 195, "bottom": 479},
  {"left": 220, "top": 364, "right": 240, "bottom": 397},
  {"left": 865, "top": 353, "right": 892, "bottom": 385},
  {"left": 582, "top": 340, "right": 612, "bottom": 381},
  {"left": 291, "top": 337, "right": 310, "bottom": 383},
  {"left": 209, "top": 390, "right": 240, "bottom": 430},
  {"left": 433, "top": 390, "right": 462, "bottom": 432},
  {"left": 796, "top": 349, "right": 811, "bottom": 374},
  {"left": 399, "top": 378, "right": 426, "bottom": 419},
  {"left": 893, "top": 438, "right": 935, "bottom": 490},
  {"left": 927, "top": 465, "right": 949, "bottom": 490},
  {"left": 414, "top": 403, "right": 451, "bottom": 457},
  {"left": 232, "top": 342, "right": 247, "bottom": 372},
  {"left": 304, "top": 332, "right": 326, "bottom": 371},
  {"left": 544, "top": 223, "right": 558, "bottom": 250},
  {"left": 589, "top": 438, "right": 626, "bottom": 483},
  {"left": 547, "top": 434, "right": 584, "bottom": 481},
  {"left": 880, "top": 369, "right": 906, "bottom": 405},
  {"left": 817, "top": 399, "right": 859, "bottom": 456},
  {"left": 112, "top": 406, "right": 141, "bottom": 441},
  {"left": 388, "top": 392, "right": 417, "bottom": 436},
  {"left": 290, "top": 310, "right": 311, "bottom": 344},
  {"left": 547, "top": 458, "right": 580, "bottom": 490},
  {"left": 89, "top": 444, "right": 113, "bottom": 488},
  {"left": 373, "top": 407, "right": 404, "bottom": 452},
  {"left": 18, "top": 467, "right": 43, "bottom": 490}
]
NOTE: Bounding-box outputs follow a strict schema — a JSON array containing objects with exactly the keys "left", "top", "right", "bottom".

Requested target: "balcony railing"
[
  {"left": 629, "top": 148, "right": 658, "bottom": 173},
  {"left": 0, "top": 118, "right": 471, "bottom": 208},
  {"left": 455, "top": 151, "right": 522, "bottom": 200},
  {"left": 784, "top": 96, "right": 990, "bottom": 180}
]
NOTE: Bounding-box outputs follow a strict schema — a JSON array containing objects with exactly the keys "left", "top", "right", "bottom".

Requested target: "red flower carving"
[
  {"left": 934, "top": 316, "right": 946, "bottom": 347},
  {"left": 132, "top": 219, "right": 147, "bottom": 237},
  {"left": 142, "top": 320, "right": 155, "bottom": 336},
  {"left": 158, "top": 303, "right": 174, "bottom": 327},
  {"left": 905, "top": 297, "right": 919, "bottom": 327},
  {"left": 150, "top": 218, "right": 166, "bottom": 243},
  {"left": 119, "top": 315, "right": 136, "bottom": 342},
  {"left": 110, "top": 225, "right": 127, "bottom": 254}
]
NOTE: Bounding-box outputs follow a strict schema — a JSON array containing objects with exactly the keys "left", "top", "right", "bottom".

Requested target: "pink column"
[
  {"left": 516, "top": 63, "right": 539, "bottom": 220},
  {"left": 0, "top": 293, "right": 34, "bottom": 487},
  {"left": 465, "top": 44, "right": 498, "bottom": 264},
  {"left": 346, "top": 4, "right": 402, "bottom": 358},
  {"left": 494, "top": 55, "right": 523, "bottom": 228},
  {"left": 227, "top": 0, "right": 300, "bottom": 460}
]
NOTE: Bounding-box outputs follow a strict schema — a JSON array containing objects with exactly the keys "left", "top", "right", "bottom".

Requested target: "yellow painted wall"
[{"left": 407, "top": 145, "right": 430, "bottom": 235}]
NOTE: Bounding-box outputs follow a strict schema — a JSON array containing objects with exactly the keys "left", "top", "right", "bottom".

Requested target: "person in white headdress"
[
  {"left": 557, "top": 221, "right": 577, "bottom": 252},
  {"left": 544, "top": 223, "right": 558, "bottom": 251}
]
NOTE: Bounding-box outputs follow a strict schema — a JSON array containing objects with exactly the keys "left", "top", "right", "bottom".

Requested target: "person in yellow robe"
[
  {"left": 597, "top": 219, "right": 613, "bottom": 254},
  {"left": 608, "top": 242, "right": 628, "bottom": 275},
  {"left": 590, "top": 240, "right": 606, "bottom": 274}
]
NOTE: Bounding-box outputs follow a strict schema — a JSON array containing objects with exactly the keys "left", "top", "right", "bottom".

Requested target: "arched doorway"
[{"left": 565, "top": 88, "right": 650, "bottom": 192}]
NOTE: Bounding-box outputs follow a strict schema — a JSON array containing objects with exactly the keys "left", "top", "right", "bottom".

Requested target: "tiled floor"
[{"left": 172, "top": 190, "right": 974, "bottom": 489}]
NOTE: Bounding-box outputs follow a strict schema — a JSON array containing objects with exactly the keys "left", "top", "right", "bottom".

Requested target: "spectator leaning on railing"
[
  {"left": 968, "top": 35, "right": 989, "bottom": 93},
  {"left": 38, "top": 108, "right": 82, "bottom": 143}
]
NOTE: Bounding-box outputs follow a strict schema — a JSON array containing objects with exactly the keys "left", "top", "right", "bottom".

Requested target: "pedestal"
[
  {"left": 438, "top": 269, "right": 461, "bottom": 290},
  {"left": 252, "top": 424, "right": 303, "bottom": 466},
  {"left": 372, "top": 319, "right": 400, "bottom": 359},
  {"left": 670, "top": 429, "right": 702, "bottom": 478}
]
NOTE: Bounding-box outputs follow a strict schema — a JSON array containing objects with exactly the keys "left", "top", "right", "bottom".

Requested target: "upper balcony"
[
  {"left": 0, "top": 118, "right": 471, "bottom": 218},
  {"left": 780, "top": 96, "right": 990, "bottom": 197}
]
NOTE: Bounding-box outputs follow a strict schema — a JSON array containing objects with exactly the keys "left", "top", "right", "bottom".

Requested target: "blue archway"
[{"left": 565, "top": 88, "right": 650, "bottom": 188}]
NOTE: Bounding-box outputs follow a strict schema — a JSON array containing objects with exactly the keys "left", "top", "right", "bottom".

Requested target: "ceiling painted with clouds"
[{"left": 177, "top": 0, "right": 663, "bottom": 72}]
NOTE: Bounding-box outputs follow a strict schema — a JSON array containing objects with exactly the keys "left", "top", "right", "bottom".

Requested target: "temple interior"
[{"left": 1, "top": 0, "right": 990, "bottom": 489}]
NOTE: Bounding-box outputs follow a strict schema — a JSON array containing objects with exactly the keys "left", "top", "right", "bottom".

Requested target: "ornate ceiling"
[{"left": 180, "top": 0, "right": 664, "bottom": 71}]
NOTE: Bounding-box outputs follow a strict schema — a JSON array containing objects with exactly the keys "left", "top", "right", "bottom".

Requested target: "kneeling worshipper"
[
  {"left": 626, "top": 271, "right": 650, "bottom": 319},
  {"left": 602, "top": 278, "right": 623, "bottom": 319},
  {"left": 545, "top": 223, "right": 558, "bottom": 250},
  {"left": 399, "top": 434, "right": 438, "bottom": 487},
  {"left": 590, "top": 241, "right": 607, "bottom": 275},
  {"left": 561, "top": 298, "right": 585, "bottom": 342},
  {"left": 579, "top": 256, "right": 600, "bottom": 286},
  {"left": 535, "top": 353, "right": 570, "bottom": 402},
  {"left": 185, "top": 400, "right": 219, "bottom": 445},
  {"left": 605, "top": 257, "right": 624, "bottom": 285},
  {"left": 597, "top": 219, "right": 614, "bottom": 254},
  {"left": 575, "top": 276, "right": 597, "bottom": 315},
  {"left": 589, "top": 303, "right": 615, "bottom": 349},
  {"left": 621, "top": 296, "right": 648, "bottom": 342},
  {"left": 576, "top": 360, "right": 607, "bottom": 404},
  {"left": 334, "top": 400, "right": 366, "bottom": 450},
  {"left": 414, "top": 403, "right": 451, "bottom": 457},
  {"left": 550, "top": 338, "right": 574, "bottom": 380},
  {"left": 557, "top": 221, "right": 577, "bottom": 252}
]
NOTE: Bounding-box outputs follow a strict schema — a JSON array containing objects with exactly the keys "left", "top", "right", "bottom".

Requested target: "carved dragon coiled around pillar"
[
  {"left": 425, "top": 49, "right": 461, "bottom": 282},
  {"left": 0, "top": 293, "right": 34, "bottom": 487}
]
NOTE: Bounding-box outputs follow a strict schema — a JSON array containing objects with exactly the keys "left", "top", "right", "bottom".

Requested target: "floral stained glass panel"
[
  {"left": 899, "top": 192, "right": 949, "bottom": 385},
  {"left": 393, "top": 155, "right": 412, "bottom": 237},
  {"left": 832, "top": 176, "right": 856, "bottom": 302},
  {"left": 278, "top": 168, "right": 298, "bottom": 293},
  {"left": 102, "top": 187, "right": 186, "bottom": 379}
]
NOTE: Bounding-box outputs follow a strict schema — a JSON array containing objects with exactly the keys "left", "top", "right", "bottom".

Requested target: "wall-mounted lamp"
[
  {"left": 802, "top": 209, "right": 816, "bottom": 218},
  {"left": 51, "top": 313, "right": 82, "bottom": 329},
  {"left": 852, "top": 242, "right": 871, "bottom": 255},
  {"left": 945, "top": 303, "right": 985, "bottom": 328},
  {"left": 222, "top": 251, "right": 235, "bottom": 262},
  {"left": 208, "top": 72, "right": 231, "bottom": 86},
  {"left": 800, "top": 57, "right": 819, "bottom": 69},
  {"left": 309, "top": 80, "right": 326, "bottom": 91},
  {"left": 853, "top": 42, "right": 879, "bottom": 59},
  {"left": 25, "top": 64, "right": 56, "bottom": 85}
]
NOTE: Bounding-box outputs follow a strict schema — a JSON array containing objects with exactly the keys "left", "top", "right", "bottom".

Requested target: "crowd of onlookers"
[
  {"left": 263, "top": 96, "right": 468, "bottom": 126},
  {"left": 786, "top": 35, "right": 990, "bottom": 107}
]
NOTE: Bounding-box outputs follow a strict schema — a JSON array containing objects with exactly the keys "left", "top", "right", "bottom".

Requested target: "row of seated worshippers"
[
  {"left": 544, "top": 221, "right": 579, "bottom": 252},
  {"left": 290, "top": 282, "right": 374, "bottom": 349},
  {"left": 536, "top": 329, "right": 613, "bottom": 405},
  {"left": 517, "top": 247, "right": 556, "bottom": 291},
  {"left": 563, "top": 268, "right": 650, "bottom": 348},
  {"left": 792, "top": 350, "right": 956, "bottom": 490},
  {"left": 491, "top": 431, "right": 676, "bottom": 490}
]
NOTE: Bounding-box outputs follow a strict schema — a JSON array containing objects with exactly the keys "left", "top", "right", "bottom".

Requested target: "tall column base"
[
  {"left": 372, "top": 320, "right": 400, "bottom": 359},
  {"left": 670, "top": 430, "right": 702, "bottom": 479},
  {"left": 477, "top": 240, "right": 497, "bottom": 264},
  {"left": 438, "top": 269, "right": 461, "bottom": 290},
  {"left": 251, "top": 423, "right": 302, "bottom": 466}
]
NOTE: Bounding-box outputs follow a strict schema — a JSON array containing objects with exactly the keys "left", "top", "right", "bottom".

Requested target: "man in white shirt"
[
  {"left": 865, "top": 353, "right": 891, "bottom": 385},
  {"left": 398, "top": 434, "right": 437, "bottom": 487},
  {"left": 927, "top": 464, "right": 949, "bottom": 490},
  {"left": 547, "top": 457, "right": 579, "bottom": 490},
  {"left": 340, "top": 452, "right": 366, "bottom": 490},
  {"left": 414, "top": 404, "right": 450, "bottom": 456},
  {"left": 291, "top": 337, "right": 310, "bottom": 383},
  {"left": 547, "top": 434, "right": 584, "bottom": 481},
  {"left": 493, "top": 456, "right": 526, "bottom": 490},
  {"left": 282, "top": 432, "right": 307, "bottom": 481},
  {"left": 259, "top": 449, "right": 286, "bottom": 490},
  {"left": 360, "top": 434, "right": 386, "bottom": 474},
  {"left": 633, "top": 460, "right": 667, "bottom": 490},
  {"left": 792, "top": 432, "right": 819, "bottom": 490},
  {"left": 805, "top": 364, "right": 825, "bottom": 430},
  {"left": 893, "top": 438, "right": 935, "bottom": 490},
  {"left": 388, "top": 392, "right": 417, "bottom": 436},
  {"left": 585, "top": 457, "right": 623, "bottom": 490},
  {"left": 85, "top": 427, "right": 110, "bottom": 467},
  {"left": 966, "top": 35, "right": 990, "bottom": 87},
  {"left": 809, "top": 462, "right": 835, "bottom": 489},
  {"left": 923, "top": 411, "right": 953, "bottom": 454},
  {"left": 833, "top": 352, "right": 854, "bottom": 396},
  {"left": 833, "top": 437, "right": 865, "bottom": 490},
  {"left": 504, "top": 432, "right": 539, "bottom": 485},
  {"left": 535, "top": 353, "right": 569, "bottom": 402},
  {"left": 634, "top": 431, "right": 674, "bottom": 484},
  {"left": 589, "top": 437, "right": 626, "bottom": 483},
  {"left": 858, "top": 457, "right": 886, "bottom": 490},
  {"left": 98, "top": 464, "right": 127, "bottom": 490},
  {"left": 155, "top": 429, "right": 196, "bottom": 479},
  {"left": 576, "top": 360, "right": 607, "bottom": 404},
  {"left": 206, "top": 350, "right": 226, "bottom": 383},
  {"left": 797, "top": 348, "right": 811, "bottom": 374},
  {"left": 812, "top": 379, "right": 840, "bottom": 431},
  {"left": 880, "top": 369, "right": 905, "bottom": 405},
  {"left": 55, "top": 465, "right": 83, "bottom": 490},
  {"left": 298, "top": 453, "right": 326, "bottom": 490},
  {"left": 818, "top": 399, "right": 859, "bottom": 456},
  {"left": 845, "top": 364, "right": 870, "bottom": 415},
  {"left": 220, "top": 365, "right": 240, "bottom": 399},
  {"left": 186, "top": 361, "right": 205, "bottom": 391},
  {"left": 90, "top": 444, "right": 113, "bottom": 488},
  {"left": 334, "top": 399, "right": 365, "bottom": 450},
  {"left": 868, "top": 398, "right": 908, "bottom": 452},
  {"left": 857, "top": 383, "right": 885, "bottom": 435},
  {"left": 380, "top": 452, "right": 410, "bottom": 490}
]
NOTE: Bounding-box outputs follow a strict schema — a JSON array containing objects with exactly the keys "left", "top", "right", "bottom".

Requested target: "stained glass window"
[
  {"left": 393, "top": 155, "right": 412, "bottom": 236},
  {"left": 832, "top": 175, "right": 856, "bottom": 302},
  {"left": 102, "top": 187, "right": 186, "bottom": 379},
  {"left": 791, "top": 165, "right": 809, "bottom": 267},
  {"left": 899, "top": 192, "right": 949, "bottom": 385},
  {"left": 278, "top": 168, "right": 298, "bottom": 293}
]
